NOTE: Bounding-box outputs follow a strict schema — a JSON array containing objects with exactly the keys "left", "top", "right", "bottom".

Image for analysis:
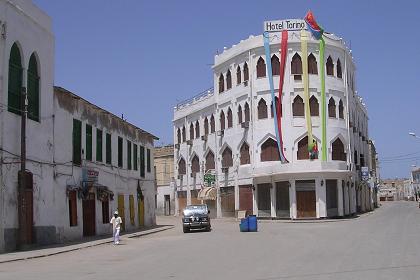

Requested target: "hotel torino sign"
[{"left": 264, "top": 19, "right": 307, "bottom": 32}]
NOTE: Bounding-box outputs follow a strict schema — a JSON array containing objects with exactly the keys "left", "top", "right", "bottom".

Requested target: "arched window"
[
  {"left": 240, "top": 142, "right": 250, "bottom": 165},
  {"left": 177, "top": 128, "right": 181, "bottom": 144},
  {"left": 297, "top": 136, "right": 310, "bottom": 160},
  {"left": 271, "top": 55, "right": 280, "bottom": 76},
  {"left": 244, "top": 102, "right": 250, "bottom": 122},
  {"left": 309, "top": 96, "right": 319, "bottom": 116},
  {"left": 195, "top": 121, "right": 200, "bottom": 138},
  {"left": 338, "top": 100, "right": 344, "bottom": 119},
  {"left": 261, "top": 138, "right": 280, "bottom": 162},
  {"left": 326, "top": 56, "right": 334, "bottom": 76},
  {"left": 191, "top": 155, "right": 200, "bottom": 175},
  {"left": 189, "top": 123, "right": 194, "bottom": 140},
  {"left": 204, "top": 117, "right": 209, "bottom": 135},
  {"left": 271, "top": 97, "right": 281, "bottom": 118},
  {"left": 8, "top": 43, "right": 23, "bottom": 115},
  {"left": 219, "top": 73, "right": 224, "bottom": 93},
  {"left": 222, "top": 147, "right": 233, "bottom": 168},
  {"left": 308, "top": 53, "right": 318, "bottom": 74},
  {"left": 332, "top": 138, "right": 346, "bottom": 161},
  {"left": 27, "top": 53, "right": 40, "bottom": 121},
  {"left": 182, "top": 126, "right": 186, "bottom": 142},
  {"left": 210, "top": 115, "right": 215, "bottom": 133},
  {"left": 292, "top": 96, "right": 304, "bottom": 117},
  {"left": 328, "top": 98, "right": 336, "bottom": 118},
  {"left": 238, "top": 105, "right": 243, "bottom": 124},
  {"left": 291, "top": 53, "right": 302, "bottom": 80},
  {"left": 243, "top": 62, "right": 249, "bottom": 81},
  {"left": 258, "top": 99, "right": 268, "bottom": 119},
  {"left": 178, "top": 158, "right": 186, "bottom": 175},
  {"left": 226, "top": 70, "right": 232, "bottom": 90},
  {"left": 220, "top": 111, "right": 225, "bottom": 131},
  {"left": 227, "top": 107, "right": 233, "bottom": 128},
  {"left": 236, "top": 66, "right": 241, "bottom": 85},
  {"left": 256, "top": 57, "right": 266, "bottom": 78},
  {"left": 205, "top": 151, "right": 215, "bottom": 171},
  {"left": 337, "top": 59, "right": 342, "bottom": 79}
]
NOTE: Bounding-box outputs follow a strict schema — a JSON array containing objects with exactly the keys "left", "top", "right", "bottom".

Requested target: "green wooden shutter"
[
  {"left": 96, "top": 129, "right": 103, "bottom": 162},
  {"left": 127, "top": 140, "right": 132, "bottom": 170},
  {"left": 147, "top": 148, "right": 151, "bottom": 173},
  {"left": 118, "top": 137, "right": 123, "bottom": 168},
  {"left": 140, "top": 146, "right": 145, "bottom": 178},
  {"left": 8, "top": 43, "right": 22, "bottom": 115},
  {"left": 86, "top": 124, "right": 92, "bottom": 161},
  {"left": 27, "top": 54, "right": 39, "bottom": 121},
  {"left": 106, "top": 133, "right": 112, "bottom": 164},
  {"left": 133, "top": 144, "right": 138, "bottom": 171},
  {"left": 72, "top": 119, "right": 82, "bottom": 165}
]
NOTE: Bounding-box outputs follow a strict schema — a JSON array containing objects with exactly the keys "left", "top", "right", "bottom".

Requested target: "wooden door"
[
  {"left": 83, "top": 193, "right": 96, "bottom": 236},
  {"left": 190, "top": 190, "right": 200, "bottom": 205},
  {"left": 296, "top": 191, "right": 316, "bottom": 218},
  {"left": 164, "top": 195, "right": 171, "bottom": 216},
  {"left": 138, "top": 198, "right": 145, "bottom": 226},
  {"left": 117, "top": 194, "right": 125, "bottom": 231},
  {"left": 177, "top": 191, "right": 187, "bottom": 215},
  {"left": 276, "top": 182, "right": 290, "bottom": 218},
  {"left": 221, "top": 186, "right": 235, "bottom": 217},
  {"left": 257, "top": 183, "right": 271, "bottom": 217},
  {"left": 239, "top": 185, "right": 253, "bottom": 215},
  {"left": 129, "top": 195, "right": 135, "bottom": 226}
]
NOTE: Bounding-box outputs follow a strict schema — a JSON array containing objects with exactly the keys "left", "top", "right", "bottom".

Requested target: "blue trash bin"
[
  {"left": 239, "top": 218, "right": 249, "bottom": 232},
  {"left": 248, "top": 215, "right": 258, "bottom": 232}
]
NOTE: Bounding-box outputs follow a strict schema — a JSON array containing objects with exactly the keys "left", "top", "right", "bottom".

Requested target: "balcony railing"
[{"left": 175, "top": 87, "right": 214, "bottom": 110}]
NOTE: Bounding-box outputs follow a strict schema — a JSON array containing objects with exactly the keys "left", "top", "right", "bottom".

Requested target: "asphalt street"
[{"left": 1, "top": 201, "right": 419, "bottom": 280}]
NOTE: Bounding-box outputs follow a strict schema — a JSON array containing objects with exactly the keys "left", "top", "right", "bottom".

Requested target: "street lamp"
[{"left": 409, "top": 132, "right": 420, "bottom": 139}]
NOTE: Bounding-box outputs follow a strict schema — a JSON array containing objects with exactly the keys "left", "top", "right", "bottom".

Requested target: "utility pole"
[{"left": 18, "top": 86, "right": 28, "bottom": 248}]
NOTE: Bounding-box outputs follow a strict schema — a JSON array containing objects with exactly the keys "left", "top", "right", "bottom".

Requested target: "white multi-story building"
[
  {"left": 0, "top": 0, "right": 157, "bottom": 252},
  {"left": 173, "top": 19, "right": 373, "bottom": 219}
]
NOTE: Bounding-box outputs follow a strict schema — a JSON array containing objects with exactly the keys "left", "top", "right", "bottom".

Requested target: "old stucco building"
[{"left": 0, "top": 0, "right": 157, "bottom": 252}]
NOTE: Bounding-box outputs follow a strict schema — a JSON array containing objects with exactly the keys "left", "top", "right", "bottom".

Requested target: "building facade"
[
  {"left": 155, "top": 145, "right": 175, "bottom": 216},
  {"left": 0, "top": 0, "right": 157, "bottom": 252},
  {"left": 173, "top": 19, "right": 374, "bottom": 219}
]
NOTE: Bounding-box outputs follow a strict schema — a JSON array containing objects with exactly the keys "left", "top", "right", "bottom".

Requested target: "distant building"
[
  {"left": 154, "top": 146, "right": 175, "bottom": 215},
  {"left": 379, "top": 179, "right": 407, "bottom": 201},
  {"left": 410, "top": 168, "right": 420, "bottom": 201}
]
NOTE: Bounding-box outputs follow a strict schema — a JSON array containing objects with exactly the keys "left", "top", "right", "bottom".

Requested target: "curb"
[{"left": 0, "top": 225, "right": 174, "bottom": 264}]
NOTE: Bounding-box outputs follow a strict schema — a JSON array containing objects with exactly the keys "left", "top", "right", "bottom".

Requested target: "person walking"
[{"left": 110, "top": 211, "right": 123, "bottom": 245}]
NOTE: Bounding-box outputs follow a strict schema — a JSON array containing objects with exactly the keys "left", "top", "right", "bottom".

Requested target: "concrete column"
[
  {"left": 186, "top": 164, "right": 191, "bottom": 205},
  {"left": 234, "top": 183, "right": 239, "bottom": 212},
  {"left": 337, "top": 180, "right": 344, "bottom": 216},
  {"left": 216, "top": 186, "right": 222, "bottom": 218},
  {"left": 344, "top": 184, "right": 349, "bottom": 215},
  {"left": 271, "top": 182, "right": 276, "bottom": 218},
  {"left": 253, "top": 183, "right": 258, "bottom": 217},
  {"left": 316, "top": 178, "right": 327, "bottom": 218},
  {"left": 350, "top": 183, "right": 356, "bottom": 214},
  {"left": 289, "top": 180, "right": 296, "bottom": 219}
]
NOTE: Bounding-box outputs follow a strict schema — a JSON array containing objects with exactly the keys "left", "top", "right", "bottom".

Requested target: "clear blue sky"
[{"left": 33, "top": 0, "right": 420, "bottom": 179}]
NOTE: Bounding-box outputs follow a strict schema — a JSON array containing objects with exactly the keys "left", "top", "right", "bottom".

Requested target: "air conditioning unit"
[
  {"left": 201, "top": 135, "right": 208, "bottom": 141},
  {"left": 187, "top": 140, "right": 193, "bottom": 146},
  {"left": 174, "top": 143, "right": 180, "bottom": 149},
  {"left": 217, "top": 130, "right": 224, "bottom": 137},
  {"left": 221, "top": 167, "right": 229, "bottom": 173},
  {"left": 177, "top": 174, "right": 183, "bottom": 179},
  {"left": 243, "top": 80, "right": 248, "bottom": 87},
  {"left": 241, "top": 121, "right": 249, "bottom": 129}
]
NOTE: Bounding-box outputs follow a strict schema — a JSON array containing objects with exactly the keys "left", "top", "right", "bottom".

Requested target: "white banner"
[{"left": 264, "top": 19, "right": 307, "bottom": 32}]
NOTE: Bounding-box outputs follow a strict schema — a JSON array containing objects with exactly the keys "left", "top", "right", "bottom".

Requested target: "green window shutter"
[
  {"left": 8, "top": 43, "right": 22, "bottom": 115},
  {"left": 127, "top": 140, "right": 132, "bottom": 170},
  {"left": 147, "top": 148, "right": 151, "bottom": 173},
  {"left": 85, "top": 124, "right": 92, "bottom": 161},
  {"left": 106, "top": 133, "right": 112, "bottom": 164},
  {"left": 27, "top": 54, "right": 39, "bottom": 122},
  {"left": 133, "top": 144, "right": 138, "bottom": 171},
  {"left": 140, "top": 146, "right": 145, "bottom": 178},
  {"left": 96, "top": 129, "right": 103, "bottom": 162},
  {"left": 118, "top": 137, "right": 123, "bottom": 168},
  {"left": 72, "top": 119, "right": 82, "bottom": 165}
]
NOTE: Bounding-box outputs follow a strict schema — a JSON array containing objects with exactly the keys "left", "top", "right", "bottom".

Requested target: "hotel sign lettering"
[{"left": 264, "top": 19, "right": 307, "bottom": 32}]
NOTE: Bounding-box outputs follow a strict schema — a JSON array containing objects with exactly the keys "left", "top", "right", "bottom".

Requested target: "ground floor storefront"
[{"left": 174, "top": 173, "right": 375, "bottom": 219}]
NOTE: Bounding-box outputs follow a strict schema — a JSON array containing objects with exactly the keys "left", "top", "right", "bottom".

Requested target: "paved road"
[{"left": 1, "top": 202, "right": 420, "bottom": 280}]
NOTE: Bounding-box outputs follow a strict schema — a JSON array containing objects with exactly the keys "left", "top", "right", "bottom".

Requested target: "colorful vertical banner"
[
  {"left": 263, "top": 32, "right": 287, "bottom": 163},
  {"left": 277, "top": 30, "right": 289, "bottom": 162},
  {"left": 300, "top": 29, "right": 314, "bottom": 149}
]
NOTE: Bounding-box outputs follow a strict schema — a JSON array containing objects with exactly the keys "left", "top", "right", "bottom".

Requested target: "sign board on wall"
[
  {"left": 361, "top": 167, "right": 369, "bottom": 181},
  {"left": 264, "top": 19, "right": 307, "bottom": 33},
  {"left": 82, "top": 168, "right": 99, "bottom": 183}
]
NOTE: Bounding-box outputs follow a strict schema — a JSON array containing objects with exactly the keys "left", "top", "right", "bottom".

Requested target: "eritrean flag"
[{"left": 304, "top": 11, "right": 323, "bottom": 40}]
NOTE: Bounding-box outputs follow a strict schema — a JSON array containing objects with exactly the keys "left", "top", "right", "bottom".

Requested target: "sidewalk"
[{"left": 0, "top": 225, "right": 174, "bottom": 264}]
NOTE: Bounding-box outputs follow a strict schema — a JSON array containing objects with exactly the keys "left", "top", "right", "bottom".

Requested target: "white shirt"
[{"left": 110, "top": 216, "right": 122, "bottom": 231}]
